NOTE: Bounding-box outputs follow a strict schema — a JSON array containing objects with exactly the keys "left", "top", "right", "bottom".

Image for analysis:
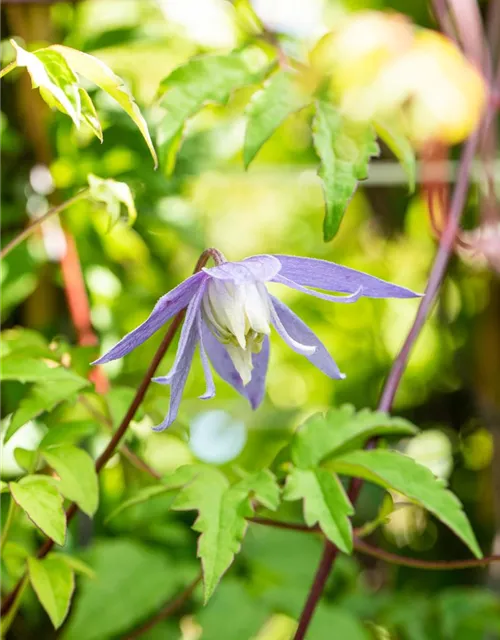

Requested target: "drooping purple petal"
[
  {"left": 272, "top": 274, "right": 363, "bottom": 304},
  {"left": 270, "top": 295, "right": 345, "bottom": 379},
  {"left": 201, "top": 321, "right": 269, "bottom": 409},
  {"left": 269, "top": 303, "right": 317, "bottom": 356},
  {"left": 153, "top": 282, "right": 206, "bottom": 385},
  {"left": 151, "top": 326, "right": 198, "bottom": 431},
  {"left": 270, "top": 255, "right": 421, "bottom": 299},
  {"left": 93, "top": 271, "right": 207, "bottom": 364},
  {"left": 197, "top": 314, "right": 215, "bottom": 400},
  {"left": 203, "top": 255, "right": 281, "bottom": 284}
]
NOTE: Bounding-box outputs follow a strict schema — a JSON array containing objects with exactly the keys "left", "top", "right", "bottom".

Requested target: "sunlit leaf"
[
  {"left": 52, "top": 553, "right": 96, "bottom": 578},
  {"left": 313, "top": 100, "right": 379, "bottom": 241},
  {"left": 5, "top": 378, "right": 89, "bottom": 444},
  {"left": 11, "top": 41, "right": 80, "bottom": 127},
  {"left": 79, "top": 88, "right": 103, "bottom": 141},
  {"left": 13, "top": 447, "right": 37, "bottom": 472},
  {"left": 50, "top": 45, "right": 157, "bottom": 166},
  {"left": 9, "top": 475, "right": 66, "bottom": 545},
  {"left": 292, "top": 405, "right": 417, "bottom": 469},
  {"left": 28, "top": 556, "right": 75, "bottom": 629},
  {"left": 283, "top": 467, "right": 353, "bottom": 552},
  {"left": 42, "top": 445, "right": 99, "bottom": 516},
  {"left": 88, "top": 174, "right": 137, "bottom": 228},
  {"left": 233, "top": 469, "right": 281, "bottom": 511},
  {"left": 157, "top": 53, "right": 270, "bottom": 172},
  {"left": 375, "top": 121, "right": 416, "bottom": 192},
  {"left": 0, "top": 357, "right": 87, "bottom": 384},
  {"left": 331, "top": 450, "right": 482, "bottom": 558},
  {"left": 243, "top": 70, "right": 308, "bottom": 168}
]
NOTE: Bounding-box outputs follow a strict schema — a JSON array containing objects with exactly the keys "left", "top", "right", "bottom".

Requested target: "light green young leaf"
[
  {"left": 5, "top": 377, "right": 89, "bottom": 444},
  {"left": 14, "top": 447, "right": 37, "bottom": 472},
  {"left": 331, "top": 450, "right": 482, "bottom": 558},
  {"left": 375, "top": 121, "right": 416, "bottom": 192},
  {"left": 243, "top": 70, "right": 308, "bottom": 168},
  {"left": 105, "top": 484, "right": 170, "bottom": 523},
  {"left": 52, "top": 553, "right": 96, "bottom": 578},
  {"left": 232, "top": 469, "right": 281, "bottom": 511},
  {"left": 292, "top": 405, "right": 417, "bottom": 469},
  {"left": 0, "top": 480, "right": 9, "bottom": 493},
  {"left": 157, "top": 53, "right": 270, "bottom": 171},
  {"left": 42, "top": 445, "right": 98, "bottom": 516},
  {"left": 1, "top": 356, "right": 87, "bottom": 384},
  {"left": 11, "top": 41, "right": 80, "bottom": 126},
  {"left": 9, "top": 475, "right": 66, "bottom": 545},
  {"left": 88, "top": 173, "right": 137, "bottom": 228},
  {"left": 79, "top": 88, "right": 103, "bottom": 141},
  {"left": 313, "top": 101, "right": 379, "bottom": 241},
  {"left": 28, "top": 556, "right": 75, "bottom": 629},
  {"left": 50, "top": 45, "right": 157, "bottom": 166},
  {"left": 283, "top": 467, "right": 353, "bottom": 553},
  {"left": 166, "top": 465, "right": 250, "bottom": 602},
  {"left": 1, "top": 328, "right": 50, "bottom": 359}
]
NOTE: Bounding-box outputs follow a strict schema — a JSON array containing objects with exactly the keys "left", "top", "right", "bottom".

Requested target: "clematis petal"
[
  {"left": 270, "top": 255, "right": 421, "bottom": 298},
  {"left": 203, "top": 254, "right": 281, "bottom": 284},
  {"left": 270, "top": 303, "right": 317, "bottom": 356},
  {"left": 201, "top": 321, "right": 269, "bottom": 409},
  {"left": 198, "top": 314, "right": 216, "bottom": 400},
  {"left": 270, "top": 295, "right": 345, "bottom": 379},
  {"left": 152, "top": 327, "right": 198, "bottom": 431},
  {"left": 153, "top": 282, "right": 206, "bottom": 385},
  {"left": 93, "top": 271, "right": 207, "bottom": 364},
  {"left": 272, "top": 274, "right": 363, "bottom": 303}
]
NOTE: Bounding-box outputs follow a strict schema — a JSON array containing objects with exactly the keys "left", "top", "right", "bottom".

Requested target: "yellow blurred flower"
[{"left": 310, "top": 12, "right": 486, "bottom": 146}]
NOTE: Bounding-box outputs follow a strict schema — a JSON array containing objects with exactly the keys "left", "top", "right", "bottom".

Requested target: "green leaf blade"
[
  {"left": 88, "top": 174, "right": 137, "bottom": 228},
  {"left": 331, "top": 450, "right": 482, "bottom": 558},
  {"left": 283, "top": 467, "right": 353, "bottom": 553},
  {"left": 28, "top": 556, "right": 75, "bottom": 629},
  {"left": 42, "top": 445, "right": 99, "bottom": 516},
  {"left": 243, "top": 70, "right": 307, "bottom": 168},
  {"left": 375, "top": 121, "right": 416, "bottom": 192},
  {"left": 9, "top": 476, "right": 66, "bottom": 545}
]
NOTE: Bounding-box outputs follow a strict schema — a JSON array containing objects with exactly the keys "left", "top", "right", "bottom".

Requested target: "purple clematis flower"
[{"left": 93, "top": 254, "right": 420, "bottom": 431}]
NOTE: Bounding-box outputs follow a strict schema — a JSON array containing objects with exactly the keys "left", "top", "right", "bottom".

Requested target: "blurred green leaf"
[
  {"left": 79, "top": 88, "right": 103, "bottom": 141},
  {"left": 313, "top": 101, "right": 379, "bottom": 241},
  {"left": 243, "top": 70, "right": 307, "bottom": 168},
  {"left": 438, "top": 589, "right": 500, "bottom": 639},
  {"left": 5, "top": 378, "right": 89, "bottom": 444},
  {"left": 13, "top": 447, "right": 37, "bottom": 472},
  {"left": 292, "top": 406, "right": 417, "bottom": 468},
  {"left": 63, "top": 540, "right": 181, "bottom": 640},
  {"left": 39, "top": 420, "right": 97, "bottom": 449},
  {"left": 28, "top": 556, "right": 75, "bottom": 629},
  {"left": 42, "top": 445, "right": 98, "bottom": 516},
  {"left": 11, "top": 41, "right": 80, "bottom": 127},
  {"left": 88, "top": 173, "right": 137, "bottom": 228},
  {"left": 50, "top": 45, "right": 157, "bottom": 166},
  {"left": 1, "top": 357, "right": 88, "bottom": 384},
  {"left": 157, "top": 53, "right": 270, "bottom": 171},
  {"left": 375, "top": 121, "right": 416, "bottom": 192},
  {"left": 105, "top": 484, "right": 170, "bottom": 523},
  {"left": 52, "top": 553, "right": 96, "bottom": 578},
  {"left": 331, "top": 450, "right": 482, "bottom": 558},
  {"left": 283, "top": 467, "right": 353, "bottom": 552},
  {"left": 308, "top": 605, "right": 371, "bottom": 640},
  {"left": 9, "top": 475, "right": 66, "bottom": 545}
]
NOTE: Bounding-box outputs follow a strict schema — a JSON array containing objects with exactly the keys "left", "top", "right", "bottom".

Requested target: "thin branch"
[
  {"left": 0, "top": 248, "right": 219, "bottom": 619},
  {"left": 125, "top": 574, "right": 202, "bottom": 639},
  {"left": 0, "top": 188, "right": 89, "bottom": 259},
  {"left": 353, "top": 538, "right": 500, "bottom": 570},
  {"left": 0, "top": 60, "right": 17, "bottom": 79},
  {"left": 248, "top": 517, "right": 319, "bottom": 533}
]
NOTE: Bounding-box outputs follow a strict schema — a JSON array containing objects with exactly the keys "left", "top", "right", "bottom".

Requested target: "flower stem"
[
  {"left": 0, "top": 60, "right": 17, "bottom": 79},
  {"left": 0, "top": 497, "right": 18, "bottom": 553},
  {"left": 0, "top": 188, "right": 90, "bottom": 259},
  {"left": 293, "top": 129, "right": 481, "bottom": 640}
]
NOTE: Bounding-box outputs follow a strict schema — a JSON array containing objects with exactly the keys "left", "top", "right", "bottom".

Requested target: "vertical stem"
[
  {"left": 0, "top": 498, "right": 18, "bottom": 553},
  {"left": 1, "top": 576, "right": 28, "bottom": 637},
  {"left": 0, "top": 60, "right": 17, "bottom": 79}
]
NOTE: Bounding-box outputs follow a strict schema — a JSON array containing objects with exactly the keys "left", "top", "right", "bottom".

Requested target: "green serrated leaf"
[
  {"left": 283, "top": 467, "right": 353, "bottom": 552},
  {"left": 88, "top": 174, "right": 137, "bottom": 228},
  {"left": 243, "top": 70, "right": 308, "bottom": 168},
  {"left": 0, "top": 356, "right": 87, "bottom": 384},
  {"left": 79, "top": 87, "right": 102, "bottom": 141},
  {"left": 375, "top": 120, "right": 416, "bottom": 192},
  {"left": 157, "top": 53, "right": 269, "bottom": 172},
  {"left": 331, "top": 450, "right": 482, "bottom": 558},
  {"left": 9, "top": 475, "right": 66, "bottom": 545},
  {"left": 50, "top": 45, "right": 157, "bottom": 167},
  {"left": 13, "top": 447, "right": 37, "bottom": 472},
  {"left": 165, "top": 464, "right": 253, "bottom": 602},
  {"left": 292, "top": 405, "right": 418, "bottom": 469},
  {"left": 105, "top": 484, "right": 170, "bottom": 523},
  {"left": 5, "top": 377, "right": 89, "bottom": 444},
  {"left": 28, "top": 556, "right": 75, "bottom": 629},
  {"left": 42, "top": 445, "right": 98, "bottom": 517},
  {"left": 233, "top": 469, "right": 281, "bottom": 511},
  {"left": 313, "top": 101, "right": 379, "bottom": 241},
  {"left": 11, "top": 41, "right": 80, "bottom": 126}
]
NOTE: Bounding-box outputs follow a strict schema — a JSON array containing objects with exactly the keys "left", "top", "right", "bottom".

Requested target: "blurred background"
[{"left": 1, "top": 0, "right": 500, "bottom": 638}]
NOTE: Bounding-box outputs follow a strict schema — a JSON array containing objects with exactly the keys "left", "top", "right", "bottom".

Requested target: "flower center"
[{"left": 202, "top": 279, "right": 271, "bottom": 385}]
